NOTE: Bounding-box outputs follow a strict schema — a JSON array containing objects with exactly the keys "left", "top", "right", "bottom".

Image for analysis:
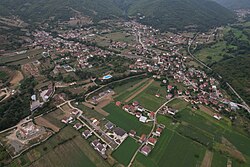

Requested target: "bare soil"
[
  {"left": 201, "top": 150, "right": 213, "bottom": 167},
  {"left": 35, "top": 117, "right": 60, "bottom": 132}
]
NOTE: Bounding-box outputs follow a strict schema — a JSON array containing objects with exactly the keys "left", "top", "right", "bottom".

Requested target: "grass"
[
  {"left": 103, "top": 102, "right": 152, "bottom": 135},
  {"left": 129, "top": 81, "right": 167, "bottom": 111},
  {"left": 114, "top": 78, "right": 149, "bottom": 102},
  {"left": 167, "top": 98, "right": 189, "bottom": 110},
  {"left": 0, "top": 71, "right": 8, "bottom": 80},
  {"left": 134, "top": 129, "right": 205, "bottom": 167},
  {"left": 195, "top": 41, "right": 228, "bottom": 64},
  {"left": 112, "top": 137, "right": 139, "bottom": 166},
  {"left": 113, "top": 77, "right": 146, "bottom": 95},
  {"left": 211, "top": 152, "right": 228, "bottom": 167}
]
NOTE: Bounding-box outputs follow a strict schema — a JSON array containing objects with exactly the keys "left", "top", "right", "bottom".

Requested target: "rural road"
[
  {"left": 188, "top": 33, "right": 250, "bottom": 113},
  {"left": 127, "top": 97, "right": 178, "bottom": 167}
]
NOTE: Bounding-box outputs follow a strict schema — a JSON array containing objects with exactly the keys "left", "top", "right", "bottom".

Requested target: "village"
[{"left": 0, "top": 17, "right": 249, "bottom": 167}]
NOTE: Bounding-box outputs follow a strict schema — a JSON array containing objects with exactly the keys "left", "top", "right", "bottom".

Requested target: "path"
[{"left": 125, "top": 79, "right": 154, "bottom": 103}]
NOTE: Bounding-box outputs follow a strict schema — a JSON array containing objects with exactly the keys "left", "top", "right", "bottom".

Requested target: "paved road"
[
  {"left": 128, "top": 97, "right": 178, "bottom": 167},
  {"left": 188, "top": 33, "right": 250, "bottom": 112}
]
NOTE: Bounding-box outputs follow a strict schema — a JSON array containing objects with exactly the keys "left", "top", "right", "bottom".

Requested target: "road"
[
  {"left": 128, "top": 97, "right": 177, "bottom": 167},
  {"left": 188, "top": 33, "right": 250, "bottom": 113}
]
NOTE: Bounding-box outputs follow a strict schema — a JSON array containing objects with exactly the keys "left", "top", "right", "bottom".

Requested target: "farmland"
[
  {"left": 0, "top": 49, "right": 44, "bottom": 65},
  {"left": 8, "top": 126, "right": 109, "bottom": 167},
  {"left": 133, "top": 129, "right": 205, "bottom": 167},
  {"left": 103, "top": 102, "right": 152, "bottom": 135},
  {"left": 112, "top": 137, "right": 139, "bottom": 166},
  {"left": 128, "top": 81, "right": 167, "bottom": 111}
]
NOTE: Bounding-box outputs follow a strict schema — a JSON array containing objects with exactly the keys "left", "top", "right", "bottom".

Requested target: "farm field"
[
  {"left": 113, "top": 77, "right": 147, "bottom": 94},
  {"left": 0, "top": 49, "right": 43, "bottom": 65},
  {"left": 128, "top": 81, "right": 167, "bottom": 111},
  {"left": 133, "top": 129, "right": 205, "bottom": 167},
  {"left": 112, "top": 137, "right": 139, "bottom": 166},
  {"left": 103, "top": 102, "right": 152, "bottom": 135},
  {"left": 167, "top": 98, "right": 189, "bottom": 110},
  {"left": 114, "top": 78, "right": 150, "bottom": 102},
  {"left": 177, "top": 107, "right": 250, "bottom": 165},
  {"left": 8, "top": 126, "right": 109, "bottom": 167},
  {"left": 211, "top": 152, "right": 228, "bottom": 167},
  {"left": 195, "top": 41, "right": 228, "bottom": 64}
]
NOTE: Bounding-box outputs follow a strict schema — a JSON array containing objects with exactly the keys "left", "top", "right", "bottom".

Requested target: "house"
[
  {"left": 91, "top": 139, "right": 100, "bottom": 148},
  {"left": 123, "top": 105, "right": 130, "bottom": 112},
  {"left": 136, "top": 112, "right": 142, "bottom": 118},
  {"left": 71, "top": 109, "right": 79, "bottom": 115},
  {"left": 141, "top": 145, "right": 152, "bottom": 156},
  {"left": 148, "top": 137, "right": 157, "bottom": 146},
  {"left": 156, "top": 127, "right": 163, "bottom": 136},
  {"left": 139, "top": 134, "right": 147, "bottom": 143},
  {"left": 167, "top": 85, "right": 173, "bottom": 92},
  {"left": 129, "top": 130, "right": 136, "bottom": 137},
  {"left": 82, "top": 130, "right": 92, "bottom": 139},
  {"left": 167, "top": 108, "right": 178, "bottom": 116},
  {"left": 177, "top": 90, "right": 182, "bottom": 95},
  {"left": 139, "top": 116, "right": 147, "bottom": 123},
  {"left": 116, "top": 101, "right": 121, "bottom": 106},
  {"left": 105, "top": 122, "right": 114, "bottom": 130},
  {"left": 137, "top": 107, "right": 145, "bottom": 112},
  {"left": 213, "top": 114, "right": 222, "bottom": 120},
  {"left": 61, "top": 116, "right": 74, "bottom": 124},
  {"left": 96, "top": 143, "right": 106, "bottom": 155},
  {"left": 113, "top": 127, "right": 128, "bottom": 141},
  {"left": 148, "top": 112, "right": 155, "bottom": 119},
  {"left": 73, "top": 123, "right": 83, "bottom": 130},
  {"left": 132, "top": 101, "right": 139, "bottom": 106}
]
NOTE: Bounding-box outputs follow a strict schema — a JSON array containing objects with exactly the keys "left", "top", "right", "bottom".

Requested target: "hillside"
[
  {"left": 213, "top": 0, "right": 250, "bottom": 9},
  {"left": 0, "top": 0, "right": 123, "bottom": 22},
  {"left": 0, "top": 0, "right": 235, "bottom": 31},
  {"left": 122, "top": 0, "right": 236, "bottom": 31}
]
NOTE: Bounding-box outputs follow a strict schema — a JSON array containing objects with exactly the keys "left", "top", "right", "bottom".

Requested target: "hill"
[
  {"left": 0, "top": 0, "right": 236, "bottom": 31},
  {"left": 213, "top": 0, "right": 250, "bottom": 9},
  {"left": 0, "top": 0, "right": 123, "bottom": 22},
  {"left": 121, "top": 0, "right": 236, "bottom": 31}
]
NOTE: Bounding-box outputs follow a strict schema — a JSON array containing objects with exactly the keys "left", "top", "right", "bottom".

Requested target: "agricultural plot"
[
  {"left": 129, "top": 81, "right": 167, "bottom": 111},
  {"left": 103, "top": 103, "right": 152, "bottom": 135},
  {"left": 211, "top": 152, "right": 228, "bottom": 167},
  {"left": 114, "top": 78, "right": 150, "bottom": 102},
  {"left": 8, "top": 126, "right": 109, "bottom": 167},
  {"left": 167, "top": 98, "right": 189, "bottom": 110},
  {"left": 134, "top": 129, "right": 205, "bottom": 167},
  {"left": 112, "top": 137, "right": 139, "bottom": 166},
  {"left": 0, "top": 49, "right": 43, "bottom": 65}
]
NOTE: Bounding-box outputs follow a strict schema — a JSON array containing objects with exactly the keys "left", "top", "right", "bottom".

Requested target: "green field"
[
  {"left": 129, "top": 81, "right": 167, "bottom": 111},
  {"left": 0, "top": 71, "right": 8, "bottom": 81},
  {"left": 103, "top": 102, "right": 152, "bottom": 135},
  {"left": 112, "top": 137, "right": 139, "bottom": 166},
  {"left": 211, "top": 152, "right": 228, "bottom": 167},
  {"left": 114, "top": 78, "right": 150, "bottom": 102},
  {"left": 167, "top": 98, "right": 189, "bottom": 110},
  {"left": 9, "top": 126, "right": 109, "bottom": 167},
  {"left": 0, "top": 49, "right": 43, "bottom": 65},
  {"left": 134, "top": 129, "right": 205, "bottom": 167}
]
